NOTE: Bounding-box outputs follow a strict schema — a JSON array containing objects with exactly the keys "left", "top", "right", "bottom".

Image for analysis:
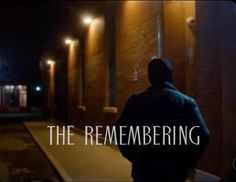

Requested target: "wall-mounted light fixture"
[
  {"left": 64, "top": 38, "right": 72, "bottom": 45},
  {"left": 83, "top": 16, "right": 93, "bottom": 25},
  {"left": 47, "top": 59, "right": 55, "bottom": 65}
]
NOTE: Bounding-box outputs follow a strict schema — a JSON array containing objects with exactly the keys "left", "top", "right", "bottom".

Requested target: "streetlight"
[{"left": 35, "top": 86, "right": 42, "bottom": 92}]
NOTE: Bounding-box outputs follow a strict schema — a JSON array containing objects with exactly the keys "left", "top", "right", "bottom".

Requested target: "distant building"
[
  {"left": 0, "top": 84, "right": 27, "bottom": 107},
  {"left": 0, "top": 58, "right": 42, "bottom": 111}
]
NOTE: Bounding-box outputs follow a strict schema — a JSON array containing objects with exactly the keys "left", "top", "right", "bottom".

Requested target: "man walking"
[{"left": 116, "top": 57, "right": 210, "bottom": 182}]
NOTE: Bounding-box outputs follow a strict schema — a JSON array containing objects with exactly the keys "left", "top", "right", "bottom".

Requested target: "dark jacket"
[{"left": 116, "top": 82, "right": 210, "bottom": 181}]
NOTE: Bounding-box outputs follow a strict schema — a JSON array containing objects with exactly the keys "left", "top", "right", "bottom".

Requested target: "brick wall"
[
  {"left": 84, "top": 16, "right": 107, "bottom": 127},
  {"left": 163, "top": 2, "right": 186, "bottom": 92},
  {"left": 67, "top": 41, "right": 80, "bottom": 125},
  {"left": 196, "top": 1, "right": 236, "bottom": 178},
  {"left": 115, "top": 1, "right": 159, "bottom": 114},
  {"left": 54, "top": 49, "right": 67, "bottom": 122},
  {"left": 44, "top": 1, "right": 236, "bottom": 178},
  {"left": 195, "top": 1, "right": 223, "bottom": 176},
  {"left": 82, "top": 1, "right": 194, "bottom": 127},
  {"left": 219, "top": 2, "right": 236, "bottom": 178},
  {"left": 163, "top": 1, "right": 194, "bottom": 93}
]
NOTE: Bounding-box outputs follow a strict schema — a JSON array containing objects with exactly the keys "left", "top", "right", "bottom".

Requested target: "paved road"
[{"left": 0, "top": 120, "right": 61, "bottom": 182}]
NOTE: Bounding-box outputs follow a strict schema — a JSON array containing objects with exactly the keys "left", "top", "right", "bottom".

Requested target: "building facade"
[{"left": 42, "top": 1, "right": 236, "bottom": 179}]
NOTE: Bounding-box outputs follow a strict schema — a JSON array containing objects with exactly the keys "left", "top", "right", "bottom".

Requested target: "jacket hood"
[{"left": 148, "top": 57, "right": 173, "bottom": 85}]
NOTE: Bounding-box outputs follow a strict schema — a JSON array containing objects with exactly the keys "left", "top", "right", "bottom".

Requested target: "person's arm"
[
  {"left": 115, "top": 95, "right": 136, "bottom": 162},
  {"left": 187, "top": 98, "right": 210, "bottom": 167}
]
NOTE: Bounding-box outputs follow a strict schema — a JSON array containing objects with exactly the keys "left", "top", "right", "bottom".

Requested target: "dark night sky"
[
  {"left": 0, "top": 2, "right": 81, "bottom": 84},
  {"left": 0, "top": 1, "right": 106, "bottom": 85}
]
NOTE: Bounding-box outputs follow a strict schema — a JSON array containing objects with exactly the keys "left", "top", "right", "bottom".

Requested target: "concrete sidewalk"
[
  {"left": 23, "top": 120, "right": 132, "bottom": 182},
  {"left": 23, "top": 120, "right": 221, "bottom": 182}
]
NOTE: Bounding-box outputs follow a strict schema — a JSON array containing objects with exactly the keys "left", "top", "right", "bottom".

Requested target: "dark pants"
[
  {"left": 132, "top": 165, "right": 187, "bottom": 182},
  {"left": 133, "top": 175, "right": 186, "bottom": 182}
]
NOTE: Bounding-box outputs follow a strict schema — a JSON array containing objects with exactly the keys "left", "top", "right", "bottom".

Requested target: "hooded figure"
[
  {"left": 148, "top": 57, "right": 173, "bottom": 84},
  {"left": 116, "top": 57, "right": 210, "bottom": 182}
]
